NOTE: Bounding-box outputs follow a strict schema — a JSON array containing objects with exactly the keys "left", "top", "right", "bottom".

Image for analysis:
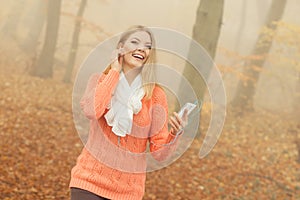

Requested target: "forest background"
[{"left": 0, "top": 0, "right": 299, "bottom": 199}]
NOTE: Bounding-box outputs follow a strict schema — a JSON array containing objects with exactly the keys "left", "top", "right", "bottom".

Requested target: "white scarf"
[{"left": 104, "top": 71, "right": 145, "bottom": 137}]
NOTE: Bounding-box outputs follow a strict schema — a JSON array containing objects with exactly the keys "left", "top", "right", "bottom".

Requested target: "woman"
[{"left": 70, "top": 25, "right": 188, "bottom": 200}]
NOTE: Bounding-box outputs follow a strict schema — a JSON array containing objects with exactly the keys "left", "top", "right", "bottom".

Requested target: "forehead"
[{"left": 127, "top": 31, "right": 152, "bottom": 43}]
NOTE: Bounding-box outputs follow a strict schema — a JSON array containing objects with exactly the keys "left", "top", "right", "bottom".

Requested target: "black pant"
[{"left": 71, "top": 187, "right": 110, "bottom": 200}]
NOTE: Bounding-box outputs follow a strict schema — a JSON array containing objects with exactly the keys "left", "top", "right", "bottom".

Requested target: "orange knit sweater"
[{"left": 69, "top": 69, "right": 181, "bottom": 200}]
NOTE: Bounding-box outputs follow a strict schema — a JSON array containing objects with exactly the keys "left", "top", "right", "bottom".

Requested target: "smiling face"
[{"left": 121, "top": 31, "right": 152, "bottom": 70}]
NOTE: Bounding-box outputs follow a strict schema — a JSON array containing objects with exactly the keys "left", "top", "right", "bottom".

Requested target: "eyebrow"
[{"left": 131, "top": 37, "right": 152, "bottom": 45}]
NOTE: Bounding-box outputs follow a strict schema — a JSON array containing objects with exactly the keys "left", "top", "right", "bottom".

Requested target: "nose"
[{"left": 137, "top": 45, "right": 146, "bottom": 51}]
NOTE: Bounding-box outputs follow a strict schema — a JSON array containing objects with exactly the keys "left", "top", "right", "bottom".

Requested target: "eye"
[
  {"left": 131, "top": 40, "right": 138, "bottom": 44},
  {"left": 146, "top": 45, "right": 152, "bottom": 49}
]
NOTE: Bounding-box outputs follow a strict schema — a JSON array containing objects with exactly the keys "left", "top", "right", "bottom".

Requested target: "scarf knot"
[{"left": 104, "top": 71, "right": 145, "bottom": 137}]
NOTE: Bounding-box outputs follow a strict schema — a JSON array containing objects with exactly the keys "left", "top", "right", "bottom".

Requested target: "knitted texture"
[{"left": 69, "top": 69, "right": 181, "bottom": 200}]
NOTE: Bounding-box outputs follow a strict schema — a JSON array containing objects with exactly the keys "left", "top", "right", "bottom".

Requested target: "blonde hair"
[{"left": 104, "top": 25, "right": 157, "bottom": 100}]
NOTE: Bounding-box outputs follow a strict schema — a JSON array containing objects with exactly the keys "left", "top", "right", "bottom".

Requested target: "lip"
[{"left": 132, "top": 52, "right": 145, "bottom": 61}]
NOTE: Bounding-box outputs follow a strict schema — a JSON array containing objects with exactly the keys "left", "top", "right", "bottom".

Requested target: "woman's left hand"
[{"left": 169, "top": 109, "right": 188, "bottom": 135}]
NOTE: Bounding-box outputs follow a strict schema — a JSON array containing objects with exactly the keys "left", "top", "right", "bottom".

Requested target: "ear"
[{"left": 117, "top": 42, "right": 123, "bottom": 49}]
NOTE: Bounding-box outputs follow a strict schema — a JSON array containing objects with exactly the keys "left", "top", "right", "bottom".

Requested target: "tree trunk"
[
  {"left": 178, "top": 0, "right": 224, "bottom": 139},
  {"left": 234, "top": 0, "right": 247, "bottom": 52},
  {"left": 31, "top": 0, "right": 61, "bottom": 78},
  {"left": 63, "top": 0, "right": 87, "bottom": 83},
  {"left": 1, "top": 0, "right": 26, "bottom": 38},
  {"left": 293, "top": 73, "right": 300, "bottom": 163},
  {"left": 256, "top": 0, "right": 269, "bottom": 21},
  {"left": 232, "top": 0, "right": 287, "bottom": 111},
  {"left": 21, "top": 0, "right": 47, "bottom": 53},
  {"left": 179, "top": 0, "right": 224, "bottom": 102},
  {"left": 294, "top": 72, "right": 300, "bottom": 118}
]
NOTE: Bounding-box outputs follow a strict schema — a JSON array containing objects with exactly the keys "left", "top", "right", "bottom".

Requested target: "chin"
[
  {"left": 129, "top": 60, "right": 144, "bottom": 68},
  {"left": 124, "top": 55, "right": 147, "bottom": 69}
]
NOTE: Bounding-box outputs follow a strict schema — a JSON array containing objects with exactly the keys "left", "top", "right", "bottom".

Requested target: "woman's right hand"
[{"left": 110, "top": 48, "right": 124, "bottom": 72}]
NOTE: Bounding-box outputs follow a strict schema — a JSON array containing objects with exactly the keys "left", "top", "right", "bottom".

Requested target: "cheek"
[
  {"left": 124, "top": 54, "right": 132, "bottom": 62},
  {"left": 123, "top": 43, "right": 136, "bottom": 52}
]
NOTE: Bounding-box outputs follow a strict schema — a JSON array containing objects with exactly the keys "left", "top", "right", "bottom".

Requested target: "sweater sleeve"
[
  {"left": 80, "top": 69, "right": 120, "bottom": 120},
  {"left": 148, "top": 86, "right": 183, "bottom": 161}
]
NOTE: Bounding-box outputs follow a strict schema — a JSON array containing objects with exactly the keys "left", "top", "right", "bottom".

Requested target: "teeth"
[{"left": 132, "top": 54, "right": 144, "bottom": 60}]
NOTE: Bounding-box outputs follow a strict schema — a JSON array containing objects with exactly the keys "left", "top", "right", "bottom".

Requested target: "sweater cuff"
[
  {"left": 169, "top": 130, "right": 183, "bottom": 143},
  {"left": 170, "top": 129, "right": 183, "bottom": 137}
]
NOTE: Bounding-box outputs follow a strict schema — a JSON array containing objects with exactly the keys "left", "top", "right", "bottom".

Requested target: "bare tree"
[
  {"left": 256, "top": 0, "right": 269, "bottom": 21},
  {"left": 294, "top": 71, "right": 300, "bottom": 164},
  {"left": 234, "top": 0, "right": 247, "bottom": 52},
  {"left": 21, "top": 0, "right": 47, "bottom": 53},
  {"left": 232, "top": 0, "right": 287, "bottom": 111},
  {"left": 31, "top": 0, "right": 62, "bottom": 78},
  {"left": 179, "top": 0, "right": 224, "bottom": 102},
  {"left": 1, "top": 0, "right": 26, "bottom": 38},
  {"left": 295, "top": 73, "right": 300, "bottom": 115},
  {"left": 63, "top": 0, "right": 87, "bottom": 83}
]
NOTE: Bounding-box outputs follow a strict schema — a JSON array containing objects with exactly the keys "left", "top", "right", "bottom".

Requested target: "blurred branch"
[
  {"left": 31, "top": 0, "right": 62, "bottom": 78},
  {"left": 232, "top": 0, "right": 287, "bottom": 111},
  {"left": 63, "top": 0, "right": 87, "bottom": 83},
  {"left": 61, "top": 11, "right": 111, "bottom": 39}
]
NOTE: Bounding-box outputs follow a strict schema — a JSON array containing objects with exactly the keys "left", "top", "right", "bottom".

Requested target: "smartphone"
[{"left": 177, "top": 101, "right": 198, "bottom": 119}]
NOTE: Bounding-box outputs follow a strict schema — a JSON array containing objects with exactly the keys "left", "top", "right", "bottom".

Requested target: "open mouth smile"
[{"left": 132, "top": 53, "right": 145, "bottom": 61}]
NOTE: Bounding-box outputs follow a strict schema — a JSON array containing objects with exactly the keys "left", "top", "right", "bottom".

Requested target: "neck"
[{"left": 122, "top": 65, "right": 142, "bottom": 85}]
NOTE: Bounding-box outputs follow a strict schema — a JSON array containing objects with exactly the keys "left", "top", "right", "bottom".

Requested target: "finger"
[
  {"left": 174, "top": 110, "right": 188, "bottom": 128},
  {"left": 118, "top": 54, "right": 123, "bottom": 66},
  {"left": 169, "top": 126, "right": 175, "bottom": 134},
  {"left": 111, "top": 49, "right": 119, "bottom": 62},
  {"left": 169, "top": 119, "right": 177, "bottom": 130},
  {"left": 117, "top": 48, "right": 123, "bottom": 56},
  {"left": 170, "top": 116, "right": 180, "bottom": 129},
  {"left": 168, "top": 118, "right": 176, "bottom": 129},
  {"left": 173, "top": 112, "right": 184, "bottom": 126},
  {"left": 169, "top": 120, "right": 179, "bottom": 133},
  {"left": 119, "top": 47, "right": 132, "bottom": 57},
  {"left": 112, "top": 48, "right": 125, "bottom": 60}
]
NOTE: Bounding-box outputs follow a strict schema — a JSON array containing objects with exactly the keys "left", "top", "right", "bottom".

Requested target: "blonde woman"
[{"left": 69, "top": 25, "right": 188, "bottom": 200}]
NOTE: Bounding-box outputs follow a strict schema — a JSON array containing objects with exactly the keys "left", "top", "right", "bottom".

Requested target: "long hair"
[{"left": 104, "top": 25, "right": 157, "bottom": 100}]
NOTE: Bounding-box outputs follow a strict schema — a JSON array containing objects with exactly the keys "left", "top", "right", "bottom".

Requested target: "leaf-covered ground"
[{"left": 0, "top": 65, "right": 299, "bottom": 200}]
